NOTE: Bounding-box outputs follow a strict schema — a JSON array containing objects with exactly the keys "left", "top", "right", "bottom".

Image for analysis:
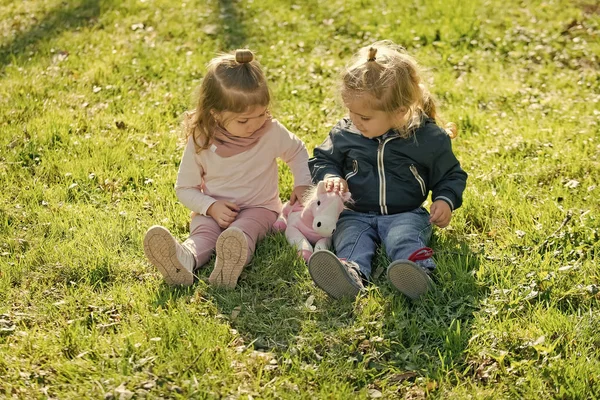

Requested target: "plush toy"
[{"left": 274, "top": 181, "right": 351, "bottom": 262}]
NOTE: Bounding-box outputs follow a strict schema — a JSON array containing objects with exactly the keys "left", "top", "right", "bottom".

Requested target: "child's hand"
[
  {"left": 207, "top": 201, "right": 240, "bottom": 228},
  {"left": 323, "top": 176, "right": 348, "bottom": 194},
  {"left": 429, "top": 200, "right": 452, "bottom": 228},
  {"left": 290, "top": 185, "right": 311, "bottom": 205}
]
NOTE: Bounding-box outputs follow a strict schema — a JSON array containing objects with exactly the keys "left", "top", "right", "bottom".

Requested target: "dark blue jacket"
[{"left": 309, "top": 117, "right": 467, "bottom": 215}]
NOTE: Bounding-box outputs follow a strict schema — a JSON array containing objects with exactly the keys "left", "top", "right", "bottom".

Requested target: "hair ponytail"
[
  {"left": 235, "top": 49, "right": 254, "bottom": 64},
  {"left": 445, "top": 122, "right": 457, "bottom": 139},
  {"left": 420, "top": 85, "right": 436, "bottom": 119},
  {"left": 367, "top": 47, "right": 377, "bottom": 62},
  {"left": 421, "top": 85, "right": 457, "bottom": 139}
]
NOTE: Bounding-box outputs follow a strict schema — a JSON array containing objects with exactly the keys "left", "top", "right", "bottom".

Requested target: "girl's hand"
[
  {"left": 290, "top": 185, "right": 311, "bottom": 205},
  {"left": 207, "top": 201, "right": 240, "bottom": 228},
  {"left": 429, "top": 200, "right": 452, "bottom": 228},
  {"left": 323, "top": 176, "right": 348, "bottom": 194}
]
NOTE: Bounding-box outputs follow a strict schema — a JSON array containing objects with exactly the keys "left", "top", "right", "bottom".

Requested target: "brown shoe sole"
[
  {"left": 143, "top": 226, "right": 194, "bottom": 286},
  {"left": 386, "top": 260, "right": 432, "bottom": 300},
  {"left": 308, "top": 250, "right": 362, "bottom": 299},
  {"left": 209, "top": 227, "right": 248, "bottom": 288}
]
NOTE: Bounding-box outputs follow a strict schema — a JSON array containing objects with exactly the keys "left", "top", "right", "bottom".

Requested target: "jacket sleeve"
[
  {"left": 308, "top": 126, "right": 345, "bottom": 183},
  {"left": 275, "top": 121, "right": 313, "bottom": 187},
  {"left": 429, "top": 134, "right": 468, "bottom": 211},
  {"left": 175, "top": 137, "right": 217, "bottom": 216}
]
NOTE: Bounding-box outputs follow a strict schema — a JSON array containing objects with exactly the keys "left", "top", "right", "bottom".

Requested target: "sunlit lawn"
[{"left": 1, "top": 0, "right": 599, "bottom": 398}]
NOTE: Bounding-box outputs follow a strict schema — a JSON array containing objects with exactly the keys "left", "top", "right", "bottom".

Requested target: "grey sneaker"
[
  {"left": 143, "top": 225, "right": 196, "bottom": 286},
  {"left": 209, "top": 227, "right": 249, "bottom": 289},
  {"left": 308, "top": 250, "right": 365, "bottom": 299},
  {"left": 386, "top": 260, "right": 432, "bottom": 300}
]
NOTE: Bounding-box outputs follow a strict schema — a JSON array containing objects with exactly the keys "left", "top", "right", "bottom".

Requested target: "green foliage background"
[{"left": 0, "top": 0, "right": 598, "bottom": 398}]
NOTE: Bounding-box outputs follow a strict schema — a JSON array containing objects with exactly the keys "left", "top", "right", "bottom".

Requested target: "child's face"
[
  {"left": 217, "top": 106, "right": 269, "bottom": 137},
  {"left": 344, "top": 96, "right": 405, "bottom": 139}
]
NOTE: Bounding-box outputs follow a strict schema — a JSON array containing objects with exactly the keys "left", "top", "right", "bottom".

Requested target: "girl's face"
[
  {"left": 344, "top": 95, "right": 406, "bottom": 139},
  {"left": 216, "top": 106, "right": 269, "bottom": 137}
]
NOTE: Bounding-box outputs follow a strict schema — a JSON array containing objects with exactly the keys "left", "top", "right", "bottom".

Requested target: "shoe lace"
[{"left": 339, "top": 259, "right": 363, "bottom": 284}]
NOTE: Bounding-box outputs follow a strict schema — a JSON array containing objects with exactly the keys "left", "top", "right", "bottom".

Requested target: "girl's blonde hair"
[
  {"left": 341, "top": 40, "right": 457, "bottom": 139},
  {"left": 184, "top": 49, "right": 270, "bottom": 151}
]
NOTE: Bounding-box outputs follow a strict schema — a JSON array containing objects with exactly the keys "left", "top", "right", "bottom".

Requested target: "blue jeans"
[{"left": 332, "top": 207, "right": 434, "bottom": 279}]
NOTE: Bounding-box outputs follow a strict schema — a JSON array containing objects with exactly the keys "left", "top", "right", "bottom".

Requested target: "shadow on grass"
[
  {"left": 0, "top": 0, "right": 102, "bottom": 72},
  {"left": 200, "top": 233, "right": 309, "bottom": 350},
  {"left": 204, "top": 231, "right": 483, "bottom": 389},
  {"left": 151, "top": 283, "right": 198, "bottom": 309},
  {"left": 217, "top": 0, "right": 247, "bottom": 50},
  {"left": 373, "top": 234, "right": 483, "bottom": 380}
]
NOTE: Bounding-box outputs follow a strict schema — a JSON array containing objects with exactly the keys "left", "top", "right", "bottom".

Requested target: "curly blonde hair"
[{"left": 341, "top": 40, "right": 456, "bottom": 139}]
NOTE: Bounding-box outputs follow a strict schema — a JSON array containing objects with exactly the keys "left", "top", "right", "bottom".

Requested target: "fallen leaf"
[
  {"left": 388, "top": 371, "right": 418, "bottom": 383},
  {"left": 203, "top": 24, "right": 219, "bottom": 35},
  {"left": 231, "top": 306, "right": 241, "bottom": 321}
]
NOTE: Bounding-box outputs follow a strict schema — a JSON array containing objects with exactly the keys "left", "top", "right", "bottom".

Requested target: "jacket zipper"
[
  {"left": 377, "top": 136, "right": 399, "bottom": 215},
  {"left": 409, "top": 164, "right": 426, "bottom": 196}
]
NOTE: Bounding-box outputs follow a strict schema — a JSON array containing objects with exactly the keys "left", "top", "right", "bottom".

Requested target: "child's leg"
[
  {"left": 143, "top": 225, "right": 197, "bottom": 286},
  {"left": 230, "top": 207, "right": 279, "bottom": 262},
  {"left": 184, "top": 213, "right": 222, "bottom": 267},
  {"left": 307, "top": 210, "right": 377, "bottom": 299},
  {"left": 208, "top": 207, "right": 278, "bottom": 288},
  {"left": 332, "top": 211, "right": 378, "bottom": 278},
  {"left": 378, "top": 207, "right": 434, "bottom": 270},
  {"left": 378, "top": 208, "right": 433, "bottom": 299}
]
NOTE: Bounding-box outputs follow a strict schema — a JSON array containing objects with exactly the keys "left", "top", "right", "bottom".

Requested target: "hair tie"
[
  {"left": 235, "top": 49, "right": 254, "bottom": 64},
  {"left": 367, "top": 47, "right": 377, "bottom": 62}
]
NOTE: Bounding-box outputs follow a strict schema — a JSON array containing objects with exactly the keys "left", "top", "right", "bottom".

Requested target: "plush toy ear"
[
  {"left": 316, "top": 180, "right": 327, "bottom": 195},
  {"left": 340, "top": 190, "right": 352, "bottom": 202}
]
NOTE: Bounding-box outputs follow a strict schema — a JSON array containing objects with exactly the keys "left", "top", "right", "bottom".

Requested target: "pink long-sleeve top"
[{"left": 175, "top": 119, "right": 312, "bottom": 216}]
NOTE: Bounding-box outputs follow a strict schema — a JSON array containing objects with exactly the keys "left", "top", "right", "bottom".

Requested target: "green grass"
[{"left": 1, "top": 0, "right": 599, "bottom": 398}]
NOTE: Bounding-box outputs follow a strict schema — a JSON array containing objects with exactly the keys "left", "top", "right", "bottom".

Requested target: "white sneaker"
[
  {"left": 143, "top": 225, "right": 196, "bottom": 286},
  {"left": 209, "top": 227, "right": 248, "bottom": 288}
]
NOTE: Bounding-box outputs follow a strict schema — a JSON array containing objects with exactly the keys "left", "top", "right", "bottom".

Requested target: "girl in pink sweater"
[{"left": 143, "top": 49, "right": 312, "bottom": 288}]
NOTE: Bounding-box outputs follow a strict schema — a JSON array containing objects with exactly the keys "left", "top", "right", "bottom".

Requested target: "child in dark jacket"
[{"left": 308, "top": 41, "right": 467, "bottom": 300}]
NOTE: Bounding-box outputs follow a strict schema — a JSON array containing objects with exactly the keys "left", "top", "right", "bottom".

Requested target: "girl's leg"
[
  {"left": 378, "top": 208, "right": 434, "bottom": 299},
  {"left": 333, "top": 210, "right": 379, "bottom": 278},
  {"left": 144, "top": 225, "right": 199, "bottom": 287},
  {"left": 308, "top": 210, "right": 377, "bottom": 299},
  {"left": 144, "top": 215, "right": 222, "bottom": 286},
  {"left": 184, "top": 213, "right": 222, "bottom": 267},
  {"left": 378, "top": 207, "right": 434, "bottom": 270},
  {"left": 208, "top": 207, "right": 278, "bottom": 288},
  {"left": 230, "top": 207, "right": 279, "bottom": 262}
]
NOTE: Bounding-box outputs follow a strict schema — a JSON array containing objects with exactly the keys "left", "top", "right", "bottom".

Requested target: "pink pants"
[{"left": 183, "top": 207, "right": 279, "bottom": 268}]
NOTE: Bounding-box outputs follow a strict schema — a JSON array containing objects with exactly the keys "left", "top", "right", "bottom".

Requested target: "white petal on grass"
[
  {"left": 565, "top": 179, "right": 579, "bottom": 189},
  {"left": 558, "top": 265, "right": 574, "bottom": 272}
]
